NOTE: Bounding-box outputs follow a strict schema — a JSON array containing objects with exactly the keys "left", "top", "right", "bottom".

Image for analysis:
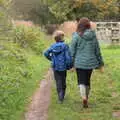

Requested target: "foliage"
[
  {"left": 0, "top": 0, "right": 13, "bottom": 41},
  {"left": 47, "top": 0, "right": 119, "bottom": 22},
  {"left": 0, "top": 41, "right": 49, "bottom": 120},
  {"left": 11, "top": 0, "right": 57, "bottom": 25},
  {"left": 47, "top": 0, "right": 74, "bottom": 23},
  {"left": 13, "top": 25, "right": 47, "bottom": 54},
  {"left": 10, "top": 0, "right": 119, "bottom": 25},
  {"left": 0, "top": 26, "right": 51, "bottom": 120},
  {"left": 0, "top": 1, "right": 52, "bottom": 119},
  {"left": 29, "top": 2, "right": 57, "bottom": 25},
  {"left": 0, "top": 0, "right": 12, "bottom": 7}
]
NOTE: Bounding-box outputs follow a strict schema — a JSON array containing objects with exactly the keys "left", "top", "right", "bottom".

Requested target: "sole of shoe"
[{"left": 83, "top": 99, "right": 88, "bottom": 108}]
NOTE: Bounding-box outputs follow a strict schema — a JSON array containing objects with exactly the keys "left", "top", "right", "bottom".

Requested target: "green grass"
[
  {"left": 48, "top": 46, "right": 120, "bottom": 120},
  {"left": 0, "top": 22, "right": 54, "bottom": 120},
  {"left": 0, "top": 35, "right": 51, "bottom": 120},
  {"left": 0, "top": 50, "right": 49, "bottom": 120}
]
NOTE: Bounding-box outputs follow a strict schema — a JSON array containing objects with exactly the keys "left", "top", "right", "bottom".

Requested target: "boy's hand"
[{"left": 70, "top": 67, "right": 76, "bottom": 72}]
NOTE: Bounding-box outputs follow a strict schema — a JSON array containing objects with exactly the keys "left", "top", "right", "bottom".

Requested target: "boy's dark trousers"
[{"left": 54, "top": 70, "right": 67, "bottom": 101}]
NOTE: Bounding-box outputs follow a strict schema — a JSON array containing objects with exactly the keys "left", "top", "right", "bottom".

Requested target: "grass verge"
[
  {"left": 48, "top": 46, "right": 120, "bottom": 120},
  {"left": 0, "top": 41, "right": 50, "bottom": 120}
]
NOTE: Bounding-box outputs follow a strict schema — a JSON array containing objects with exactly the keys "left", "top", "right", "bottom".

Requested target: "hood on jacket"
[
  {"left": 52, "top": 42, "right": 66, "bottom": 55},
  {"left": 82, "top": 29, "right": 96, "bottom": 41}
]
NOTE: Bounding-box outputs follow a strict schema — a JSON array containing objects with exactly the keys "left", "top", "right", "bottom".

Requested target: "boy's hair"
[{"left": 53, "top": 30, "right": 64, "bottom": 42}]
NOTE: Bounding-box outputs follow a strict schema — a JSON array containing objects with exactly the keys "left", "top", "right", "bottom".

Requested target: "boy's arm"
[
  {"left": 65, "top": 45, "right": 73, "bottom": 69},
  {"left": 44, "top": 47, "right": 52, "bottom": 61}
]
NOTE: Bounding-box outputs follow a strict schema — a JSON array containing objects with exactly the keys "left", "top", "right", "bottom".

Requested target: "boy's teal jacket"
[{"left": 70, "top": 30, "right": 104, "bottom": 69}]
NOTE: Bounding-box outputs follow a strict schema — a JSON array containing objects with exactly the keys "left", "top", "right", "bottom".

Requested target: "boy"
[{"left": 44, "top": 30, "right": 72, "bottom": 103}]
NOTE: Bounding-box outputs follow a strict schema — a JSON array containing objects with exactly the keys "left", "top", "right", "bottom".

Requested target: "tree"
[
  {"left": 47, "top": 0, "right": 119, "bottom": 22},
  {"left": 95, "top": 0, "right": 119, "bottom": 20},
  {"left": 47, "top": 0, "right": 74, "bottom": 23},
  {"left": 10, "top": 0, "right": 120, "bottom": 25}
]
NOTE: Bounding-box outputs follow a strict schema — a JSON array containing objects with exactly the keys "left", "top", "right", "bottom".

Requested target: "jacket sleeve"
[
  {"left": 70, "top": 34, "right": 78, "bottom": 60},
  {"left": 65, "top": 45, "right": 71, "bottom": 57},
  {"left": 65, "top": 45, "right": 73, "bottom": 69},
  {"left": 95, "top": 35, "right": 104, "bottom": 67},
  {"left": 44, "top": 47, "right": 52, "bottom": 61}
]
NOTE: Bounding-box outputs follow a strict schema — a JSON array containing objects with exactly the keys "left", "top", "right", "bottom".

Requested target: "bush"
[
  {"left": 0, "top": 36, "right": 50, "bottom": 120},
  {"left": 13, "top": 25, "right": 47, "bottom": 54},
  {"left": 0, "top": 1, "right": 51, "bottom": 120},
  {"left": 0, "top": 17, "right": 52, "bottom": 119},
  {"left": 45, "top": 24, "right": 58, "bottom": 34}
]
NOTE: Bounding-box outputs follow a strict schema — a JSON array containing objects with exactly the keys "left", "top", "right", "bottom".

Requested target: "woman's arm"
[
  {"left": 70, "top": 33, "right": 78, "bottom": 60},
  {"left": 95, "top": 35, "right": 104, "bottom": 67}
]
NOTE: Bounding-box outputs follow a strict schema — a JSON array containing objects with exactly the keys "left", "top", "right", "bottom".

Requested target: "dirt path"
[{"left": 24, "top": 69, "right": 53, "bottom": 120}]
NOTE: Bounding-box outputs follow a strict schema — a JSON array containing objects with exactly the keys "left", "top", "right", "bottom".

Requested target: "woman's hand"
[{"left": 99, "top": 66, "right": 104, "bottom": 73}]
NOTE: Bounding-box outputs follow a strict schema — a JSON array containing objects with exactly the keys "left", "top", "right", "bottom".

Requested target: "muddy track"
[{"left": 24, "top": 69, "right": 53, "bottom": 120}]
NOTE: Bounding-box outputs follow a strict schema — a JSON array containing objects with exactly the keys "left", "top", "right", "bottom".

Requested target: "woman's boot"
[{"left": 79, "top": 84, "right": 88, "bottom": 108}]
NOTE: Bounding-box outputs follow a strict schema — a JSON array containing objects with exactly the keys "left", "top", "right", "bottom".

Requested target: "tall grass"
[
  {"left": 0, "top": 24, "right": 53, "bottom": 120},
  {"left": 13, "top": 25, "right": 51, "bottom": 54}
]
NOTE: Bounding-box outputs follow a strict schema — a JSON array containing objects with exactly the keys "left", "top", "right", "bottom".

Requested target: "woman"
[{"left": 70, "top": 17, "right": 104, "bottom": 108}]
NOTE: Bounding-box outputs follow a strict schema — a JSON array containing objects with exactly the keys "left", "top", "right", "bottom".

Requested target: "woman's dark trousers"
[
  {"left": 54, "top": 70, "right": 67, "bottom": 101},
  {"left": 76, "top": 68, "right": 93, "bottom": 99},
  {"left": 76, "top": 68, "right": 92, "bottom": 86}
]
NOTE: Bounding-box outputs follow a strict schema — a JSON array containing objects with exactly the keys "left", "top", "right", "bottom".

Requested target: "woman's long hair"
[{"left": 76, "top": 17, "right": 90, "bottom": 36}]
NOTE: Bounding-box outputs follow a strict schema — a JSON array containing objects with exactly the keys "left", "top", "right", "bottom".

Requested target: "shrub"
[{"left": 13, "top": 25, "right": 47, "bottom": 54}]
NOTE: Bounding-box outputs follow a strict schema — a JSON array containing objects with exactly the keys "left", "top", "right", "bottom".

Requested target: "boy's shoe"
[
  {"left": 58, "top": 91, "right": 64, "bottom": 101},
  {"left": 83, "top": 99, "right": 88, "bottom": 108},
  {"left": 63, "top": 90, "right": 66, "bottom": 99},
  {"left": 57, "top": 100, "right": 63, "bottom": 104}
]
